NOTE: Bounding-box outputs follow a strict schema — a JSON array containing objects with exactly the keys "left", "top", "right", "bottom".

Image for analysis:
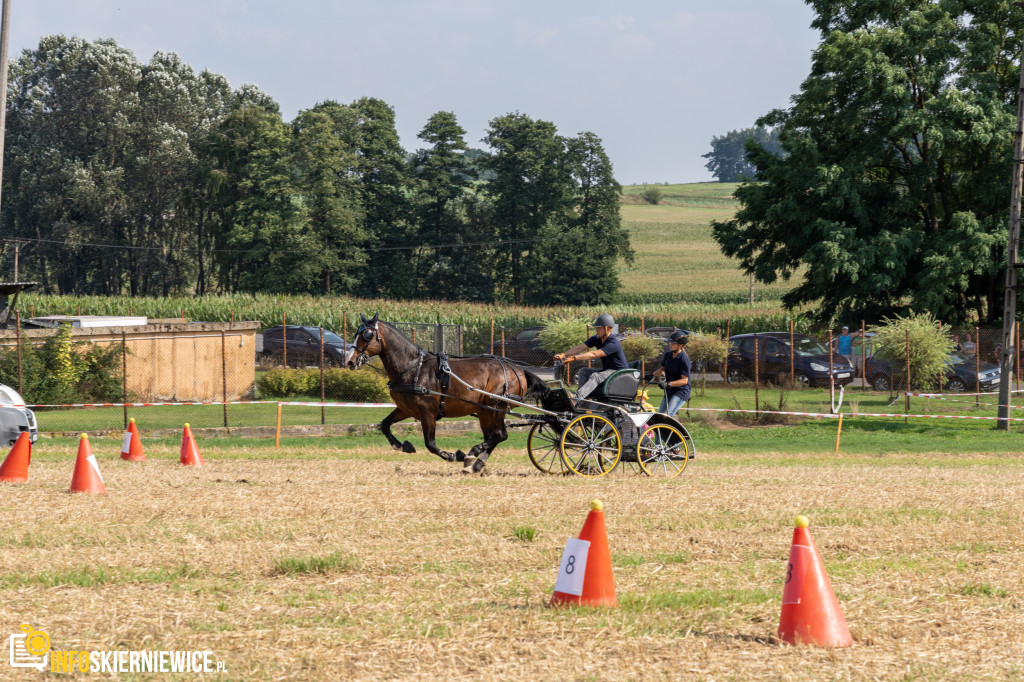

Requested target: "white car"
[{"left": 0, "top": 383, "right": 38, "bottom": 446}]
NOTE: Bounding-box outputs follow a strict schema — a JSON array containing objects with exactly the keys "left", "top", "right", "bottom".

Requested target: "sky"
[{"left": 8, "top": 0, "right": 821, "bottom": 184}]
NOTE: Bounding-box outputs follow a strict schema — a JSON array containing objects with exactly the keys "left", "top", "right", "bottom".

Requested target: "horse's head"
[{"left": 352, "top": 312, "right": 382, "bottom": 368}]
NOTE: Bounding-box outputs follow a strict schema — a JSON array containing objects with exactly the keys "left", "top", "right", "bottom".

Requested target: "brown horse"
[{"left": 352, "top": 313, "right": 549, "bottom": 472}]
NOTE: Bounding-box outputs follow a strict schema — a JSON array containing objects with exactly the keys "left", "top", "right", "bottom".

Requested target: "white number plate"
[
  {"left": 836, "top": 373, "right": 850, "bottom": 379},
  {"left": 554, "top": 538, "right": 590, "bottom": 596}
]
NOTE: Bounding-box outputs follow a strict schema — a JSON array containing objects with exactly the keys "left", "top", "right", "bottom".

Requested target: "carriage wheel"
[
  {"left": 527, "top": 423, "right": 569, "bottom": 475},
  {"left": 560, "top": 414, "right": 621, "bottom": 477},
  {"left": 636, "top": 424, "right": 690, "bottom": 478}
]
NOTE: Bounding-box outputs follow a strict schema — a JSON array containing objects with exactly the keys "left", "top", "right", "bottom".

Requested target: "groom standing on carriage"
[{"left": 553, "top": 313, "right": 629, "bottom": 401}]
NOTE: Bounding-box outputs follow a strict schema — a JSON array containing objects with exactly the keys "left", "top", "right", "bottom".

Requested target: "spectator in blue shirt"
[
  {"left": 650, "top": 330, "right": 691, "bottom": 417},
  {"left": 554, "top": 313, "right": 628, "bottom": 400},
  {"left": 835, "top": 325, "right": 853, "bottom": 363}
]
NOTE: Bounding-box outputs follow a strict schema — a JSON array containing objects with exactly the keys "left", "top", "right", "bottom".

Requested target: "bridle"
[{"left": 353, "top": 315, "right": 385, "bottom": 368}]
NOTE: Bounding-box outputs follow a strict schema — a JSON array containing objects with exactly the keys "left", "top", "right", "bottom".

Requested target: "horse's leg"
[
  {"left": 381, "top": 408, "right": 416, "bottom": 453},
  {"left": 463, "top": 411, "right": 509, "bottom": 473},
  {"left": 420, "top": 415, "right": 457, "bottom": 462}
]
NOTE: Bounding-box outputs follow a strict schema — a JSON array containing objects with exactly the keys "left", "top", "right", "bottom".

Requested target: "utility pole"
[
  {"left": 998, "top": 2, "right": 1024, "bottom": 430},
  {"left": 0, "top": 0, "right": 10, "bottom": 224}
]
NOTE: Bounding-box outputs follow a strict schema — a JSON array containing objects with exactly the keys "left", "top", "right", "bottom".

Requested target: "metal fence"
[{"left": 1, "top": 313, "right": 1020, "bottom": 437}]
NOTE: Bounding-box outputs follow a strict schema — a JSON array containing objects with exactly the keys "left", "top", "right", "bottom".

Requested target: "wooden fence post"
[
  {"left": 861, "top": 319, "right": 867, "bottom": 391},
  {"left": 320, "top": 327, "right": 326, "bottom": 425},
  {"left": 975, "top": 325, "right": 981, "bottom": 406},
  {"left": 15, "top": 311, "right": 22, "bottom": 397},
  {"left": 754, "top": 332, "right": 760, "bottom": 417},
  {"left": 723, "top": 318, "right": 730, "bottom": 386},
  {"left": 122, "top": 331, "right": 128, "bottom": 429},
  {"left": 905, "top": 329, "right": 911, "bottom": 424},
  {"left": 221, "top": 331, "right": 228, "bottom": 428}
]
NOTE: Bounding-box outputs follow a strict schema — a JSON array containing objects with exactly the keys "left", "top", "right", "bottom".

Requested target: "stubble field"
[{"left": 3, "top": 434, "right": 1023, "bottom": 680}]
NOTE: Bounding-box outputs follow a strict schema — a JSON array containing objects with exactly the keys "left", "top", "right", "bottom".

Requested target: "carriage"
[
  {"left": 521, "top": 365, "right": 694, "bottom": 478},
  {"left": 352, "top": 314, "right": 694, "bottom": 476}
]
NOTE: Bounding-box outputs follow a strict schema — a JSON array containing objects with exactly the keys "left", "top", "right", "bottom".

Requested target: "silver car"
[{"left": 0, "top": 383, "right": 38, "bottom": 446}]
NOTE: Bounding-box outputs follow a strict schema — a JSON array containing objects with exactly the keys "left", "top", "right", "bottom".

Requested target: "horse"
[{"left": 351, "top": 313, "right": 550, "bottom": 473}]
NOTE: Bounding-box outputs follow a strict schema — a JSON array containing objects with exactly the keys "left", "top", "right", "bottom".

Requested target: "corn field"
[{"left": 18, "top": 293, "right": 813, "bottom": 354}]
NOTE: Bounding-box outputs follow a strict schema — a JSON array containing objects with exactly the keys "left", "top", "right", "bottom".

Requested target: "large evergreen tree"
[{"left": 713, "top": 0, "right": 1024, "bottom": 324}]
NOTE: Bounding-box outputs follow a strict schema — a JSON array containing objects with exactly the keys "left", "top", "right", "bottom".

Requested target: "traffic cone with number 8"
[
  {"left": 777, "top": 515, "right": 852, "bottom": 646},
  {"left": 549, "top": 500, "right": 617, "bottom": 607}
]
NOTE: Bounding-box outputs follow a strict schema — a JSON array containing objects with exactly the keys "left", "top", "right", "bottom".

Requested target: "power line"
[{"left": 1, "top": 234, "right": 558, "bottom": 255}]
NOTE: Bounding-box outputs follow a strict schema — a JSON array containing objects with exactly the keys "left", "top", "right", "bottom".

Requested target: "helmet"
[
  {"left": 669, "top": 330, "right": 689, "bottom": 345},
  {"left": 592, "top": 313, "right": 615, "bottom": 328}
]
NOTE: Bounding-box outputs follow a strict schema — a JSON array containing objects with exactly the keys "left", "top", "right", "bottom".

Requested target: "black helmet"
[
  {"left": 592, "top": 313, "right": 615, "bottom": 328},
  {"left": 669, "top": 330, "right": 689, "bottom": 345}
]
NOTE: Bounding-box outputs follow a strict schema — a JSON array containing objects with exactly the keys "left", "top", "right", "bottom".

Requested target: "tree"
[
  {"left": 291, "top": 108, "right": 364, "bottom": 293},
  {"left": 343, "top": 97, "right": 413, "bottom": 298},
  {"left": 701, "top": 126, "right": 782, "bottom": 182},
  {"left": 3, "top": 36, "right": 142, "bottom": 294},
  {"left": 409, "top": 111, "right": 495, "bottom": 300},
  {"left": 483, "top": 113, "right": 575, "bottom": 303},
  {"left": 712, "top": 1, "right": 1024, "bottom": 325},
  {"left": 205, "top": 91, "right": 308, "bottom": 292},
  {"left": 523, "top": 131, "right": 633, "bottom": 305}
]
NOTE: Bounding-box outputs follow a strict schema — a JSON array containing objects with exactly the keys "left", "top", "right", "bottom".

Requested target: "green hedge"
[{"left": 256, "top": 367, "right": 389, "bottom": 402}]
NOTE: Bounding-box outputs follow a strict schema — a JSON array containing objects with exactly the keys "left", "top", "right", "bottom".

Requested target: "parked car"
[
  {"left": 260, "top": 326, "right": 355, "bottom": 368},
  {"left": 486, "top": 326, "right": 554, "bottom": 366},
  {"left": 725, "top": 332, "right": 855, "bottom": 388},
  {"left": 0, "top": 383, "right": 38, "bottom": 446},
  {"left": 865, "top": 350, "right": 1000, "bottom": 393}
]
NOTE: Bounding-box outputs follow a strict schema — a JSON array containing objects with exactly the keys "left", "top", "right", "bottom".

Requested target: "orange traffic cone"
[
  {"left": 550, "top": 500, "right": 617, "bottom": 607},
  {"left": 70, "top": 433, "right": 107, "bottom": 494},
  {"left": 0, "top": 432, "right": 32, "bottom": 483},
  {"left": 777, "top": 515, "right": 852, "bottom": 647},
  {"left": 120, "top": 418, "right": 146, "bottom": 461},
  {"left": 180, "top": 423, "right": 204, "bottom": 467}
]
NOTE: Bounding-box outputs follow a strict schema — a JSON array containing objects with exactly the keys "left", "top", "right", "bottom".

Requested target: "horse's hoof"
[
  {"left": 462, "top": 456, "right": 477, "bottom": 473},
  {"left": 454, "top": 449, "right": 467, "bottom": 463},
  {"left": 438, "top": 451, "right": 457, "bottom": 462},
  {"left": 401, "top": 441, "right": 416, "bottom": 453},
  {"left": 472, "top": 458, "right": 486, "bottom": 473}
]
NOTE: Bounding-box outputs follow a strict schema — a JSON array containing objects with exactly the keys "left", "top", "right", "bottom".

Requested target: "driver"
[{"left": 553, "top": 313, "right": 628, "bottom": 400}]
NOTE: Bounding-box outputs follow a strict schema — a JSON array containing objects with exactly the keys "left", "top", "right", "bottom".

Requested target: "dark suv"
[
  {"left": 487, "top": 326, "right": 554, "bottom": 366},
  {"left": 261, "top": 326, "right": 355, "bottom": 368},
  {"left": 726, "top": 332, "right": 854, "bottom": 388},
  {"left": 866, "top": 350, "right": 1000, "bottom": 393}
]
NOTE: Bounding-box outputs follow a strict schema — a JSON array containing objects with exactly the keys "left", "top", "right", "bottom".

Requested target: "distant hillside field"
[{"left": 617, "top": 182, "right": 794, "bottom": 304}]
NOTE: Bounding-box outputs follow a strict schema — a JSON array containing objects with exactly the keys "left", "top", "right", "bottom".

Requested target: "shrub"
[
  {"left": 256, "top": 368, "right": 318, "bottom": 398},
  {"left": 641, "top": 186, "right": 663, "bottom": 205},
  {"left": 537, "top": 316, "right": 589, "bottom": 354},
  {"left": 874, "top": 312, "right": 952, "bottom": 391},
  {"left": 538, "top": 317, "right": 589, "bottom": 382},
  {"left": 686, "top": 333, "right": 729, "bottom": 396},
  {"left": 0, "top": 324, "right": 126, "bottom": 404},
  {"left": 620, "top": 334, "right": 662, "bottom": 363},
  {"left": 322, "top": 368, "right": 390, "bottom": 402}
]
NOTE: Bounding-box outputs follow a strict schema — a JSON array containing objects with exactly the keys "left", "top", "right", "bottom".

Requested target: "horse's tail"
[{"left": 522, "top": 369, "right": 550, "bottom": 400}]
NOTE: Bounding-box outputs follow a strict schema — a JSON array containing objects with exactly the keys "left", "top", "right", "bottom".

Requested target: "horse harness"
[{"left": 386, "top": 349, "right": 524, "bottom": 420}]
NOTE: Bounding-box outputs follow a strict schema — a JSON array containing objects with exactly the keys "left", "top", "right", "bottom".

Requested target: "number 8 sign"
[{"left": 554, "top": 538, "right": 591, "bottom": 596}]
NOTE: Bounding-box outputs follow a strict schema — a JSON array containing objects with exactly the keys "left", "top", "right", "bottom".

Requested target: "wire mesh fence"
[{"left": 1, "top": 312, "right": 1021, "bottom": 439}]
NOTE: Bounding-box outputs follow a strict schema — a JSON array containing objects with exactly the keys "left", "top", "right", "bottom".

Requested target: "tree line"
[{"left": 0, "top": 35, "right": 631, "bottom": 305}]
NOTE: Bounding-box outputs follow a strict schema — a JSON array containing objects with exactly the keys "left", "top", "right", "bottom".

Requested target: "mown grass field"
[{"left": 4, "top": 429, "right": 1023, "bottom": 680}]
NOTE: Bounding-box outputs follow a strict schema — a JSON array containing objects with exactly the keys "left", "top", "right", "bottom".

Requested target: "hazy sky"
[{"left": 8, "top": 1, "right": 820, "bottom": 184}]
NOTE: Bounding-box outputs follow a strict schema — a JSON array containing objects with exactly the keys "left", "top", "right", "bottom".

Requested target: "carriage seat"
[{"left": 591, "top": 368, "right": 641, "bottom": 403}]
